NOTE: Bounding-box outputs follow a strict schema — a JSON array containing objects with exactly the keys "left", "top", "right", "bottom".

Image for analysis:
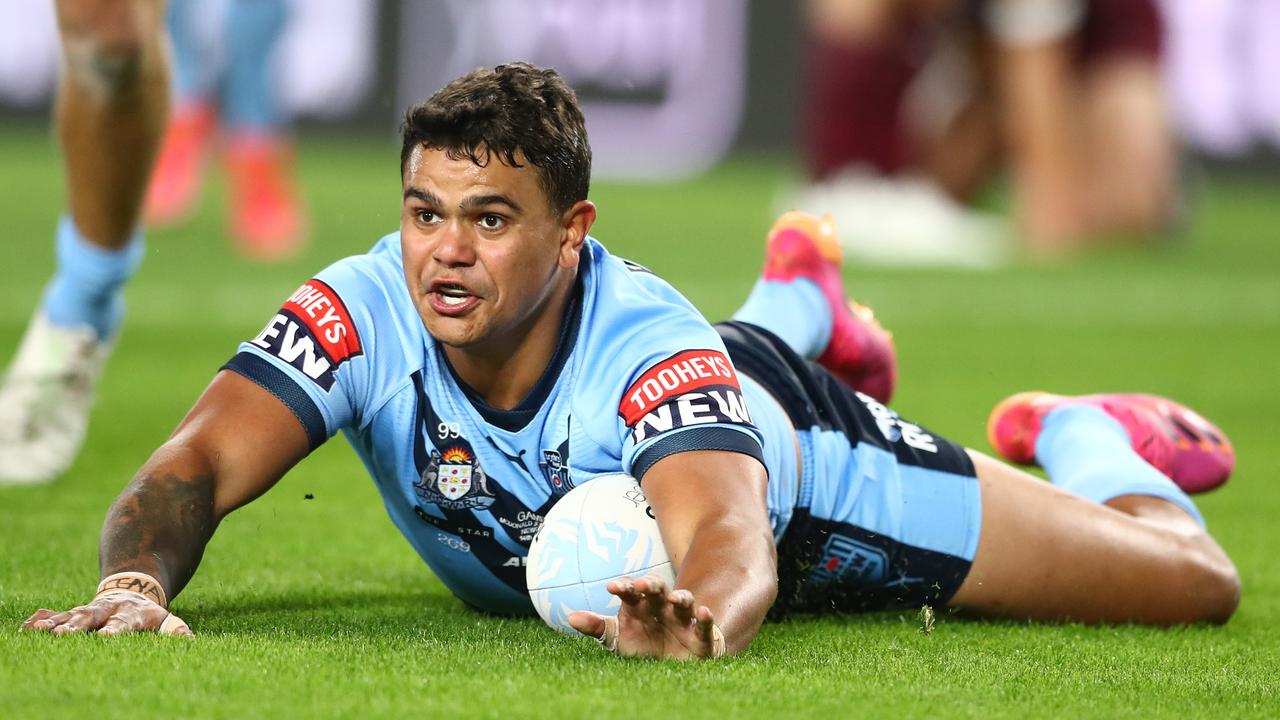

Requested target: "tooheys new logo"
[
  {"left": 619, "top": 349, "right": 752, "bottom": 444},
  {"left": 251, "top": 279, "right": 362, "bottom": 390}
]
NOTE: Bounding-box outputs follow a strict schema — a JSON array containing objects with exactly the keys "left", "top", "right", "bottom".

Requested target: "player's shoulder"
[
  {"left": 257, "top": 231, "right": 423, "bottom": 397},
  {"left": 569, "top": 237, "right": 759, "bottom": 472},
  {"left": 303, "top": 231, "right": 422, "bottom": 336},
  {"left": 310, "top": 232, "right": 406, "bottom": 305},
  {"left": 580, "top": 236, "right": 708, "bottom": 341},
  {"left": 573, "top": 236, "right": 730, "bottom": 394}
]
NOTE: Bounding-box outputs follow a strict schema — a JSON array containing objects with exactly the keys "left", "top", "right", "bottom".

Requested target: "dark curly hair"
[{"left": 399, "top": 62, "right": 591, "bottom": 214}]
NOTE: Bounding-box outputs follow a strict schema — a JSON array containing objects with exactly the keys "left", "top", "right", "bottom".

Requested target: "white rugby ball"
[{"left": 526, "top": 473, "right": 675, "bottom": 633}]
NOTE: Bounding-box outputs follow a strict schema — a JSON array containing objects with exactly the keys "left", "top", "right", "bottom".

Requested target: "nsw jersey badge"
[{"left": 415, "top": 446, "right": 496, "bottom": 510}]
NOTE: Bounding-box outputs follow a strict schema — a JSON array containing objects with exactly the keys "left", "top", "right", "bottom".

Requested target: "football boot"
[
  {"left": 762, "top": 210, "right": 897, "bottom": 403},
  {"left": 144, "top": 102, "right": 216, "bottom": 226},
  {"left": 225, "top": 134, "right": 306, "bottom": 261},
  {"left": 0, "top": 312, "right": 111, "bottom": 484},
  {"left": 987, "top": 391, "right": 1235, "bottom": 494}
]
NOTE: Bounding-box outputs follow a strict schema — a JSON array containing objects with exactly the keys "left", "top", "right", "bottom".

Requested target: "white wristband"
[{"left": 95, "top": 572, "right": 168, "bottom": 609}]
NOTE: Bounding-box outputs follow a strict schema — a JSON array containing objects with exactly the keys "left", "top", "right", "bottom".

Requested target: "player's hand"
[
  {"left": 20, "top": 593, "right": 192, "bottom": 636},
  {"left": 567, "top": 574, "right": 725, "bottom": 660}
]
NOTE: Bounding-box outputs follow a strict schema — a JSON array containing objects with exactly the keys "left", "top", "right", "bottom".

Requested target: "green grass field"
[{"left": 1, "top": 125, "right": 1278, "bottom": 718}]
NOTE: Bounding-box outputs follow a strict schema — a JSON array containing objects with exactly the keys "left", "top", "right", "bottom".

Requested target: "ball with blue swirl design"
[{"left": 526, "top": 473, "right": 675, "bottom": 633}]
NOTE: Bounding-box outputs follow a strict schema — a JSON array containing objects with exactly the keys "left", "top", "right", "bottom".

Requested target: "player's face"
[{"left": 400, "top": 146, "right": 594, "bottom": 357}]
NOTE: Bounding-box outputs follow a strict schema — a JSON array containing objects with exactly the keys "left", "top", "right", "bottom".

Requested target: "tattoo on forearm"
[{"left": 100, "top": 472, "right": 216, "bottom": 599}]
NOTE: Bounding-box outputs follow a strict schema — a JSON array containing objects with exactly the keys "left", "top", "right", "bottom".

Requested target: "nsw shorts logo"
[
  {"left": 251, "top": 279, "right": 362, "bottom": 390},
  {"left": 619, "top": 349, "right": 753, "bottom": 444},
  {"left": 812, "top": 534, "right": 889, "bottom": 586}
]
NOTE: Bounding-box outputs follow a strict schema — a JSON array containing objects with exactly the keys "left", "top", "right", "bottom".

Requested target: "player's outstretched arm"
[
  {"left": 569, "top": 450, "right": 777, "bottom": 659},
  {"left": 21, "top": 371, "right": 311, "bottom": 636}
]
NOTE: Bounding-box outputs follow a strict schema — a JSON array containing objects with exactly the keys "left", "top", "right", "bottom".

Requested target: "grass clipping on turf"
[{"left": 919, "top": 605, "right": 935, "bottom": 635}]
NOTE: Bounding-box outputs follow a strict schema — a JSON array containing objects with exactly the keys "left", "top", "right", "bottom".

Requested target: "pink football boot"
[
  {"left": 988, "top": 391, "right": 1235, "bottom": 494},
  {"left": 762, "top": 211, "right": 897, "bottom": 404},
  {"left": 144, "top": 102, "right": 216, "bottom": 226},
  {"left": 225, "top": 134, "right": 306, "bottom": 261}
]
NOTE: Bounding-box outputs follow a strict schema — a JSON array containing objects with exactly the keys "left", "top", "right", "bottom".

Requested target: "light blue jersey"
[{"left": 225, "top": 233, "right": 769, "bottom": 615}]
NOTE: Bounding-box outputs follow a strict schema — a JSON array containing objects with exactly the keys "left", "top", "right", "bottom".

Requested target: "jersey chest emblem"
[
  {"left": 437, "top": 448, "right": 475, "bottom": 501},
  {"left": 414, "top": 446, "right": 496, "bottom": 510}
]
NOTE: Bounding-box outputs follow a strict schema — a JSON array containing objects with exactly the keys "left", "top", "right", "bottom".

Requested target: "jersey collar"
[{"left": 444, "top": 257, "right": 587, "bottom": 432}]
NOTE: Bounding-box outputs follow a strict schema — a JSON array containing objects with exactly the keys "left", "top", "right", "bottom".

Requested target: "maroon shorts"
[
  {"left": 804, "top": 0, "right": 1163, "bottom": 180},
  {"left": 1079, "top": 0, "right": 1164, "bottom": 64}
]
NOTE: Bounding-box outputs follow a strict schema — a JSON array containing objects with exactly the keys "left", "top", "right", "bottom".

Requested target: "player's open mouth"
[
  {"left": 428, "top": 282, "right": 479, "bottom": 315},
  {"left": 438, "top": 285, "right": 469, "bottom": 305}
]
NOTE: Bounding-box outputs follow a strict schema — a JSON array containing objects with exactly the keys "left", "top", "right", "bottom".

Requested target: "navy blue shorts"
[{"left": 717, "top": 322, "right": 982, "bottom": 616}]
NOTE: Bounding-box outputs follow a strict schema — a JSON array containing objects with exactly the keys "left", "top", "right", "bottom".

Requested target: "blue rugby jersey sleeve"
[
  {"left": 617, "top": 345, "right": 766, "bottom": 481},
  {"left": 222, "top": 261, "right": 379, "bottom": 450},
  {"left": 580, "top": 249, "right": 766, "bottom": 482}
]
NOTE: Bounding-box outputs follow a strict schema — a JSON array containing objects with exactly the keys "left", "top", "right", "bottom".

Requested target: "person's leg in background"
[
  {"left": 802, "top": 0, "right": 919, "bottom": 181},
  {"left": 794, "top": 0, "right": 1011, "bottom": 268},
  {"left": 145, "top": 0, "right": 216, "bottom": 225},
  {"left": 1078, "top": 0, "right": 1177, "bottom": 238},
  {"left": 0, "top": 0, "right": 169, "bottom": 484},
  {"left": 221, "top": 0, "right": 304, "bottom": 260}
]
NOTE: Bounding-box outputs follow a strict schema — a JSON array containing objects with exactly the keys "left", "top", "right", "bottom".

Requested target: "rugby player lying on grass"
[{"left": 22, "top": 63, "right": 1240, "bottom": 657}]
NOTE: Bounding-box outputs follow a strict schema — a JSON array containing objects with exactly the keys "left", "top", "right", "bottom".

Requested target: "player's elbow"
[{"left": 732, "top": 517, "right": 780, "bottom": 606}]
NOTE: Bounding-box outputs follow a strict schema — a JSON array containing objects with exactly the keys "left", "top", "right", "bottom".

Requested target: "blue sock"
[
  {"left": 223, "top": 0, "right": 288, "bottom": 133},
  {"left": 167, "top": 0, "right": 214, "bottom": 103},
  {"left": 732, "top": 278, "right": 832, "bottom": 359},
  {"left": 41, "top": 216, "right": 145, "bottom": 341},
  {"left": 1036, "top": 404, "right": 1204, "bottom": 527}
]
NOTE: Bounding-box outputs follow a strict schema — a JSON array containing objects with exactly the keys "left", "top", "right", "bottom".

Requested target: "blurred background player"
[
  {"left": 0, "top": 0, "right": 169, "bottom": 484},
  {"left": 144, "top": 0, "right": 304, "bottom": 260},
  {"left": 794, "top": 0, "right": 1176, "bottom": 266}
]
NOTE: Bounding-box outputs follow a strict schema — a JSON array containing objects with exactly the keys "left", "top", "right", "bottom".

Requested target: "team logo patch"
[
  {"left": 250, "top": 279, "right": 362, "bottom": 390},
  {"left": 619, "top": 350, "right": 752, "bottom": 444},
  {"left": 436, "top": 448, "right": 475, "bottom": 500},
  {"left": 414, "top": 446, "right": 496, "bottom": 510},
  {"left": 539, "top": 440, "right": 575, "bottom": 495},
  {"left": 812, "top": 534, "right": 889, "bottom": 586}
]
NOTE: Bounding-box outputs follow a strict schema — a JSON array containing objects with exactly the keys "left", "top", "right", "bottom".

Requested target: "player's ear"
[{"left": 558, "top": 200, "right": 596, "bottom": 268}]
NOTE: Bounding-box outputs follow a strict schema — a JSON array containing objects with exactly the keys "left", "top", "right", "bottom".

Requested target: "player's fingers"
[
  {"left": 637, "top": 575, "right": 669, "bottom": 616},
  {"left": 20, "top": 609, "right": 58, "bottom": 631},
  {"left": 51, "top": 604, "right": 110, "bottom": 634},
  {"left": 158, "top": 612, "right": 193, "bottom": 636},
  {"left": 96, "top": 615, "right": 132, "bottom": 636},
  {"left": 668, "top": 589, "right": 696, "bottom": 625},
  {"left": 597, "top": 615, "right": 620, "bottom": 653},
  {"left": 567, "top": 610, "right": 608, "bottom": 639},
  {"left": 34, "top": 610, "right": 77, "bottom": 632},
  {"left": 694, "top": 604, "right": 717, "bottom": 640},
  {"left": 569, "top": 612, "right": 619, "bottom": 653},
  {"left": 694, "top": 605, "right": 726, "bottom": 658},
  {"left": 608, "top": 577, "right": 646, "bottom": 607},
  {"left": 634, "top": 575, "right": 668, "bottom": 596}
]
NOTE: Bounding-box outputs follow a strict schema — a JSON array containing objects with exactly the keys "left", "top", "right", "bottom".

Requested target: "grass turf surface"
[{"left": 1, "top": 126, "right": 1278, "bottom": 718}]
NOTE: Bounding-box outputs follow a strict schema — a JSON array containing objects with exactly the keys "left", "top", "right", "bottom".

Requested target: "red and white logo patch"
[
  {"left": 619, "top": 350, "right": 739, "bottom": 425},
  {"left": 281, "top": 280, "right": 361, "bottom": 363},
  {"left": 619, "top": 350, "right": 752, "bottom": 444},
  {"left": 251, "top": 279, "right": 362, "bottom": 390}
]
